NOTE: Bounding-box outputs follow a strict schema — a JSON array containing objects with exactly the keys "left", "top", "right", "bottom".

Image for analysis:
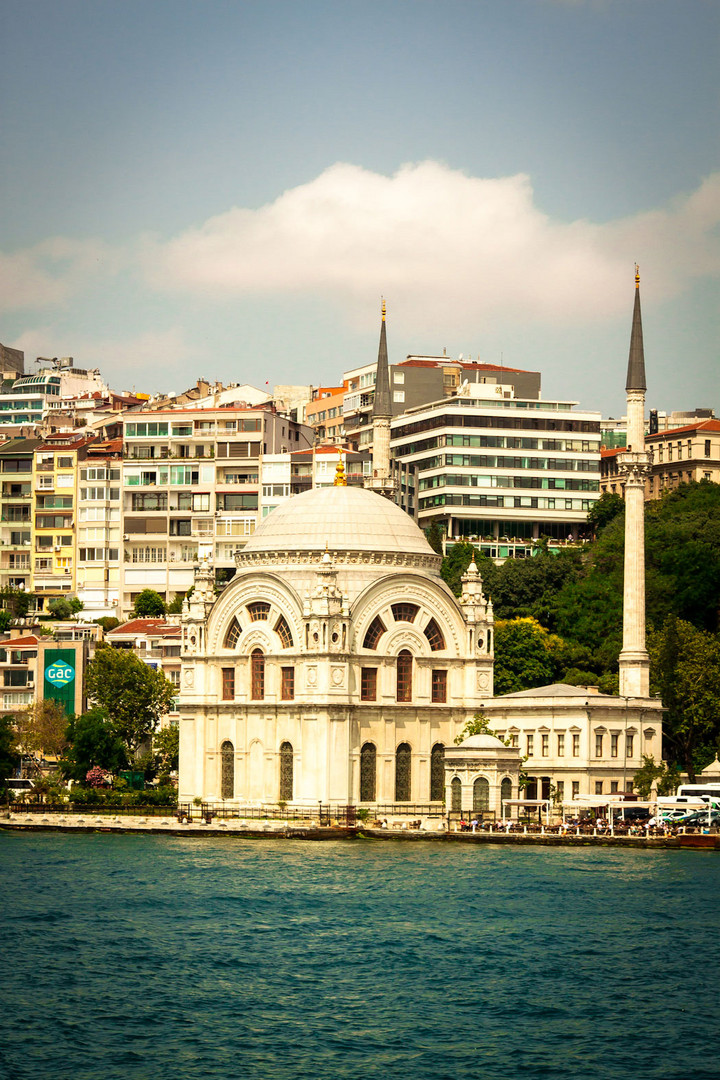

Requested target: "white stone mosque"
[{"left": 178, "top": 275, "right": 663, "bottom": 815}]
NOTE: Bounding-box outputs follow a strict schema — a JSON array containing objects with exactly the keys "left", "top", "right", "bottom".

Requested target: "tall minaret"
[
  {"left": 368, "top": 298, "right": 395, "bottom": 493},
  {"left": 618, "top": 266, "right": 652, "bottom": 697}
]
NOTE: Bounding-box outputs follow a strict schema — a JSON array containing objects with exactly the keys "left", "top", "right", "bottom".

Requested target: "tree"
[
  {"left": 632, "top": 755, "right": 680, "bottom": 800},
  {"left": 0, "top": 586, "right": 31, "bottom": 619},
  {"left": 586, "top": 492, "right": 624, "bottom": 536},
  {"left": 454, "top": 711, "right": 507, "bottom": 746},
  {"left": 649, "top": 615, "right": 720, "bottom": 780},
  {"left": 59, "top": 708, "right": 128, "bottom": 781},
  {"left": 47, "top": 597, "right": 73, "bottom": 619},
  {"left": 14, "top": 699, "right": 69, "bottom": 762},
  {"left": 95, "top": 617, "right": 120, "bottom": 633},
  {"left": 0, "top": 714, "right": 20, "bottom": 792},
  {"left": 84, "top": 646, "right": 176, "bottom": 755},
  {"left": 494, "top": 618, "right": 557, "bottom": 695},
  {"left": 132, "top": 589, "right": 167, "bottom": 618},
  {"left": 425, "top": 522, "right": 444, "bottom": 556},
  {"left": 0, "top": 610, "right": 12, "bottom": 632},
  {"left": 154, "top": 725, "right": 179, "bottom": 774}
]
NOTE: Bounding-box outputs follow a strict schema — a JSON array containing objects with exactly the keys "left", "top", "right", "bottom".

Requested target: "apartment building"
[
  {"left": 75, "top": 438, "right": 123, "bottom": 618},
  {"left": 0, "top": 438, "right": 41, "bottom": 593},
  {"left": 31, "top": 433, "right": 94, "bottom": 607},
  {"left": 119, "top": 405, "right": 312, "bottom": 613},
  {"left": 304, "top": 386, "right": 346, "bottom": 442},
  {"left": 391, "top": 385, "right": 601, "bottom": 551},
  {"left": 0, "top": 360, "right": 108, "bottom": 436},
  {"left": 644, "top": 418, "right": 720, "bottom": 498}
]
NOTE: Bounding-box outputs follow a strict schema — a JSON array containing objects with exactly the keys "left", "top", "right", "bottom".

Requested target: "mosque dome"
[
  {"left": 242, "top": 485, "right": 434, "bottom": 558},
  {"left": 459, "top": 733, "right": 507, "bottom": 750}
]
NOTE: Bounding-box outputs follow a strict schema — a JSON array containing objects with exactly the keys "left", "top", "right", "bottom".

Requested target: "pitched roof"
[
  {"left": 647, "top": 418, "right": 720, "bottom": 439},
  {"left": 107, "top": 619, "right": 181, "bottom": 638}
]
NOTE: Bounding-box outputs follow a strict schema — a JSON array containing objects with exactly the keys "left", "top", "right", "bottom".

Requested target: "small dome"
[
  {"left": 243, "top": 485, "right": 434, "bottom": 557},
  {"left": 459, "top": 733, "right": 507, "bottom": 750}
]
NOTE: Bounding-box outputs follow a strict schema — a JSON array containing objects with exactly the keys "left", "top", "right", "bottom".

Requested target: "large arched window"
[
  {"left": 224, "top": 617, "right": 242, "bottom": 649},
  {"left": 360, "top": 742, "right": 376, "bottom": 802},
  {"left": 274, "top": 615, "right": 293, "bottom": 649},
  {"left": 363, "top": 615, "right": 386, "bottom": 650},
  {"left": 424, "top": 618, "right": 445, "bottom": 651},
  {"left": 501, "top": 777, "right": 512, "bottom": 806},
  {"left": 396, "top": 650, "right": 412, "bottom": 702},
  {"left": 451, "top": 777, "right": 462, "bottom": 811},
  {"left": 279, "top": 741, "right": 293, "bottom": 801},
  {"left": 430, "top": 743, "right": 445, "bottom": 801},
  {"left": 251, "top": 649, "right": 265, "bottom": 700},
  {"left": 395, "top": 743, "right": 411, "bottom": 802},
  {"left": 391, "top": 602, "right": 419, "bottom": 623},
  {"left": 221, "top": 740, "right": 234, "bottom": 799},
  {"left": 473, "top": 777, "right": 490, "bottom": 812},
  {"left": 247, "top": 601, "right": 270, "bottom": 621}
]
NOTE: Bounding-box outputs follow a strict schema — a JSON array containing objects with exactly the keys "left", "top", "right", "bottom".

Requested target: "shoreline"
[{"left": 2, "top": 814, "right": 718, "bottom": 850}]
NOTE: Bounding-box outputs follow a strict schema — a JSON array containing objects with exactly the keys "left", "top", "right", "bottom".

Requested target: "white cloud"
[
  {"left": 0, "top": 237, "right": 114, "bottom": 312},
  {"left": 143, "top": 162, "right": 720, "bottom": 332}
]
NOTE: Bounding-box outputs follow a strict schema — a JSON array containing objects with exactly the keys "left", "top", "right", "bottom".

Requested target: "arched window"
[
  {"left": 279, "top": 741, "right": 293, "bottom": 801},
  {"left": 501, "top": 777, "right": 512, "bottom": 806},
  {"left": 363, "top": 615, "right": 386, "bottom": 650},
  {"left": 247, "top": 601, "right": 270, "bottom": 621},
  {"left": 251, "top": 649, "right": 265, "bottom": 700},
  {"left": 274, "top": 615, "right": 293, "bottom": 649},
  {"left": 391, "top": 602, "right": 419, "bottom": 623},
  {"left": 473, "top": 777, "right": 490, "bottom": 812},
  {"left": 424, "top": 618, "right": 445, "bottom": 651},
  {"left": 221, "top": 740, "right": 234, "bottom": 799},
  {"left": 360, "top": 742, "right": 376, "bottom": 802},
  {"left": 224, "top": 617, "right": 242, "bottom": 649},
  {"left": 395, "top": 743, "right": 411, "bottom": 802},
  {"left": 451, "top": 777, "right": 462, "bottom": 811},
  {"left": 396, "top": 650, "right": 412, "bottom": 702},
  {"left": 430, "top": 743, "right": 445, "bottom": 801}
]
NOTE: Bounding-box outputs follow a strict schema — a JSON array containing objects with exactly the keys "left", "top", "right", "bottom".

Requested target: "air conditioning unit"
[{"left": 54, "top": 545, "right": 62, "bottom": 551}]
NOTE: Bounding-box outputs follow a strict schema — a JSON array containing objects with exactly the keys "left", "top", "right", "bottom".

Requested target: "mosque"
[{"left": 178, "top": 275, "right": 663, "bottom": 814}]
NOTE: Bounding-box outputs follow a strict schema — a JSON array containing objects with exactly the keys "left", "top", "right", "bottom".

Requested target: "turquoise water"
[{"left": 1, "top": 833, "right": 719, "bottom": 1080}]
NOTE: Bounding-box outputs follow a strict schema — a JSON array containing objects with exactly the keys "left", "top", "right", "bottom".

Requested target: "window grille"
[
  {"left": 430, "top": 743, "right": 445, "bottom": 801},
  {"left": 395, "top": 743, "right": 411, "bottom": 801},
  {"left": 279, "top": 742, "right": 293, "bottom": 801},
  {"left": 360, "top": 667, "right": 377, "bottom": 701},
  {"left": 424, "top": 618, "right": 445, "bottom": 651},
  {"left": 251, "top": 649, "right": 265, "bottom": 700},
  {"left": 360, "top": 742, "right": 376, "bottom": 802},
  {"left": 281, "top": 667, "right": 294, "bottom": 700},
  {"left": 431, "top": 669, "right": 447, "bottom": 703},
  {"left": 221, "top": 668, "right": 235, "bottom": 701},
  {"left": 501, "top": 777, "right": 512, "bottom": 805},
  {"left": 363, "top": 615, "right": 386, "bottom": 650},
  {"left": 451, "top": 777, "right": 462, "bottom": 811},
  {"left": 396, "top": 651, "right": 412, "bottom": 702},
  {"left": 473, "top": 777, "right": 490, "bottom": 811},
  {"left": 221, "top": 740, "right": 234, "bottom": 799},
  {"left": 247, "top": 601, "right": 270, "bottom": 621},
  {"left": 274, "top": 615, "right": 293, "bottom": 648},
  {"left": 391, "top": 602, "right": 419, "bottom": 623},
  {"left": 224, "top": 617, "right": 242, "bottom": 649}
]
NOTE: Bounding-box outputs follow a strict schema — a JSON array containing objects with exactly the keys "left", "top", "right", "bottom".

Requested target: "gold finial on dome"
[
  {"left": 333, "top": 446, "right": 347, "bottom": 486},
  {"left": 635, "top": 263, "right": 640, "bottom": 288},
  {"left": 381, "top": 296, "right": 386, "bottom": 322}
]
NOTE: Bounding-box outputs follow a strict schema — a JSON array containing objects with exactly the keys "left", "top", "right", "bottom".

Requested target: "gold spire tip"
[
  {"left": 635, "top": 263, "right": 640, "bottom": 287},
  {"left": 381, "top": 297, "right": 386, "bottom": 322}
]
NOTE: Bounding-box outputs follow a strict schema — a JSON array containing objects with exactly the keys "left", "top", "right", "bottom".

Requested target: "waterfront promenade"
[{"left": 3, "top": 810, "right": 717, "bottom": 850}]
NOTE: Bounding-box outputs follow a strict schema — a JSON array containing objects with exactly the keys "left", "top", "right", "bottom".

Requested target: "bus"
[{"left": 676, "top": 784, "right": 720, "bottom": 805}]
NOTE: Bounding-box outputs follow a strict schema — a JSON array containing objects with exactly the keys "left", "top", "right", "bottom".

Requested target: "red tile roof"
[
  {"left": 647, "top": 419, "right": 720, "bottom": 439},
  {"left": 2, "top": 635, "right": 40, "bottom": 647},
  {"left": 108, "top": 619, "right": 181, "bottom": 638}
]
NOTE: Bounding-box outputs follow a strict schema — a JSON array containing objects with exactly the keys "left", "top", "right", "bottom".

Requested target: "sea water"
[{"left": 1, "top": 832, "right": 719, "bottom": 1080}]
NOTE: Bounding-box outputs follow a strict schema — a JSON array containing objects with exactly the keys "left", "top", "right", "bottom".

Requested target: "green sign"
[{"left": 43, "top": 648, "right": 78, "bottom": 714}]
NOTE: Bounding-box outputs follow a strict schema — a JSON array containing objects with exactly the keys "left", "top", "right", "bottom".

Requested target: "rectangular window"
[
  {"left": 610, "top": 781, "right": 619, "bottom": 793},
  {"left": 595, "top": 733, "right": 604, "bottom": 758},
  {"left": 572, "top": 781, "right": 580, "bottom": 798},
  {"left": 557, "top": 733, "right": 565, "bottom": 756},
  {"left": 705, "top": 440, "right": 711, "bottom": 457},
  {"left": 556, "top": 780, "right": 564, "bottom": 802},
  {"left": 281, "top": 667, "right": 295, "bottom": 701},
  {"left": 572, "top": 733, "right": 580, "bottom": 757},
  {"left": 595, "top": 781, "right": 603, "bottom": 795},
  {"left": 431, "top": 669, "right": 447, "bottom": 703},
  {"left": 626, "top": 734, "right": 634, "bottom": 758},
  {"left": 611, "top": 733, "right": 619, "bottom": 758},
  {"left": 221, "top": 668, "right": 235, "bottom": 701},
  {"left": 393, "top": 390, "right": 405, "bottom": 403},
  {"left": 541, "top": 734, "right": 549, "bottom": 757},
  {"left": 361, "top": 667, "right": 377, "bottom": 701},
  {"left": 526, "top": 734, "right": 534, "bottom": 757}
]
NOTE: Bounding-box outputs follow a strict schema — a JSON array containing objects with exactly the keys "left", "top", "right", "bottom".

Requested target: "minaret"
[
  {"left": 368, "top": 298, "right": 394, "bottom": 492},
  {"left": 618, "top": 266, "right": 652, "bottom": 697}
]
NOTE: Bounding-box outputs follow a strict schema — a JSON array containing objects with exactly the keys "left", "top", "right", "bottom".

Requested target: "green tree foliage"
[
  {"left": 154, "top": 725, "right": 179, "bottom": 774},
  {"left": 632, "top": 755, "right": 681, "bottom": 799},
  {"left": 47, "top": 597, "right": 73, "bottom": 619},
  {"left": 14, "top": 699, "right": 69, "bottom": 760},
  {"left": 493, "top": 618, "right": 558, "bottom": 695},
  {"left": 132, "top": 589, "right": 167, "bottom": 618},
  {"left": 0, "top": 610, "right": 12, "bottom": 632},
  {"left": 95, "top": 616, "right": 121, "bottom": 633},
  {"left": 440, "top": 542, "right": 481, "bottom": 595},
  {"left": 84, "top": 645, "right": 176, "bottom": 755},
  {"left": 649, "top": 615, "right": 720, "bottom": 780},
  {"left": 424, "top": 522, "right": 445, "bottom": 556},
  {"left": 454, "top": 711, "right": 507, "bottom": 745},
  {"left": 0, "top": 586, "right": 31, "bottom": 618},
  {"left": 166, "top": 592, "right": 186, "bottom": 615},
  {"left": 586, "top": 491, "right": 624, "bottom": 535},
  {"left": 0, "top": 714, "right": 20, "bottom": 790},
  {"left": 59, "top": 708, "right": 128, "bottom": 781}
]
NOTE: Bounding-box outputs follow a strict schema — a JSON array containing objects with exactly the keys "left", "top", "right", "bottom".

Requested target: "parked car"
[{"left": 676, "top": 809, "right": 720, "bottom": 826}]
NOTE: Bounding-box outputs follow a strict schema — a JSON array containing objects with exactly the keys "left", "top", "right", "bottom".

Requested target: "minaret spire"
[
  {"left": 367, "top": 298, "right": 395, "bottom": 494},
  {"left": 373, "top": 297, "right": 392, "bottom": 420},
  {"left": 618, "top": 266, "right": 652, "bottom": 698}
]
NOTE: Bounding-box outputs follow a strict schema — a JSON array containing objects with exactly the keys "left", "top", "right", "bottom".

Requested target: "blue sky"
[{"left": 1, "top": 0, "right": 717, "bottom": 417}]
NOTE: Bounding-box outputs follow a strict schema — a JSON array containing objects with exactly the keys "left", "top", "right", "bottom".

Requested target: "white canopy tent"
[{"left": 501, "top": 798, "right": 552, "bottom": 825}]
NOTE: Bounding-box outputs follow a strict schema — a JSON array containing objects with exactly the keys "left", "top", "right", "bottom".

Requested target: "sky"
[{"left": 0, "top": 0, "right": 718, "bottom": 418}]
